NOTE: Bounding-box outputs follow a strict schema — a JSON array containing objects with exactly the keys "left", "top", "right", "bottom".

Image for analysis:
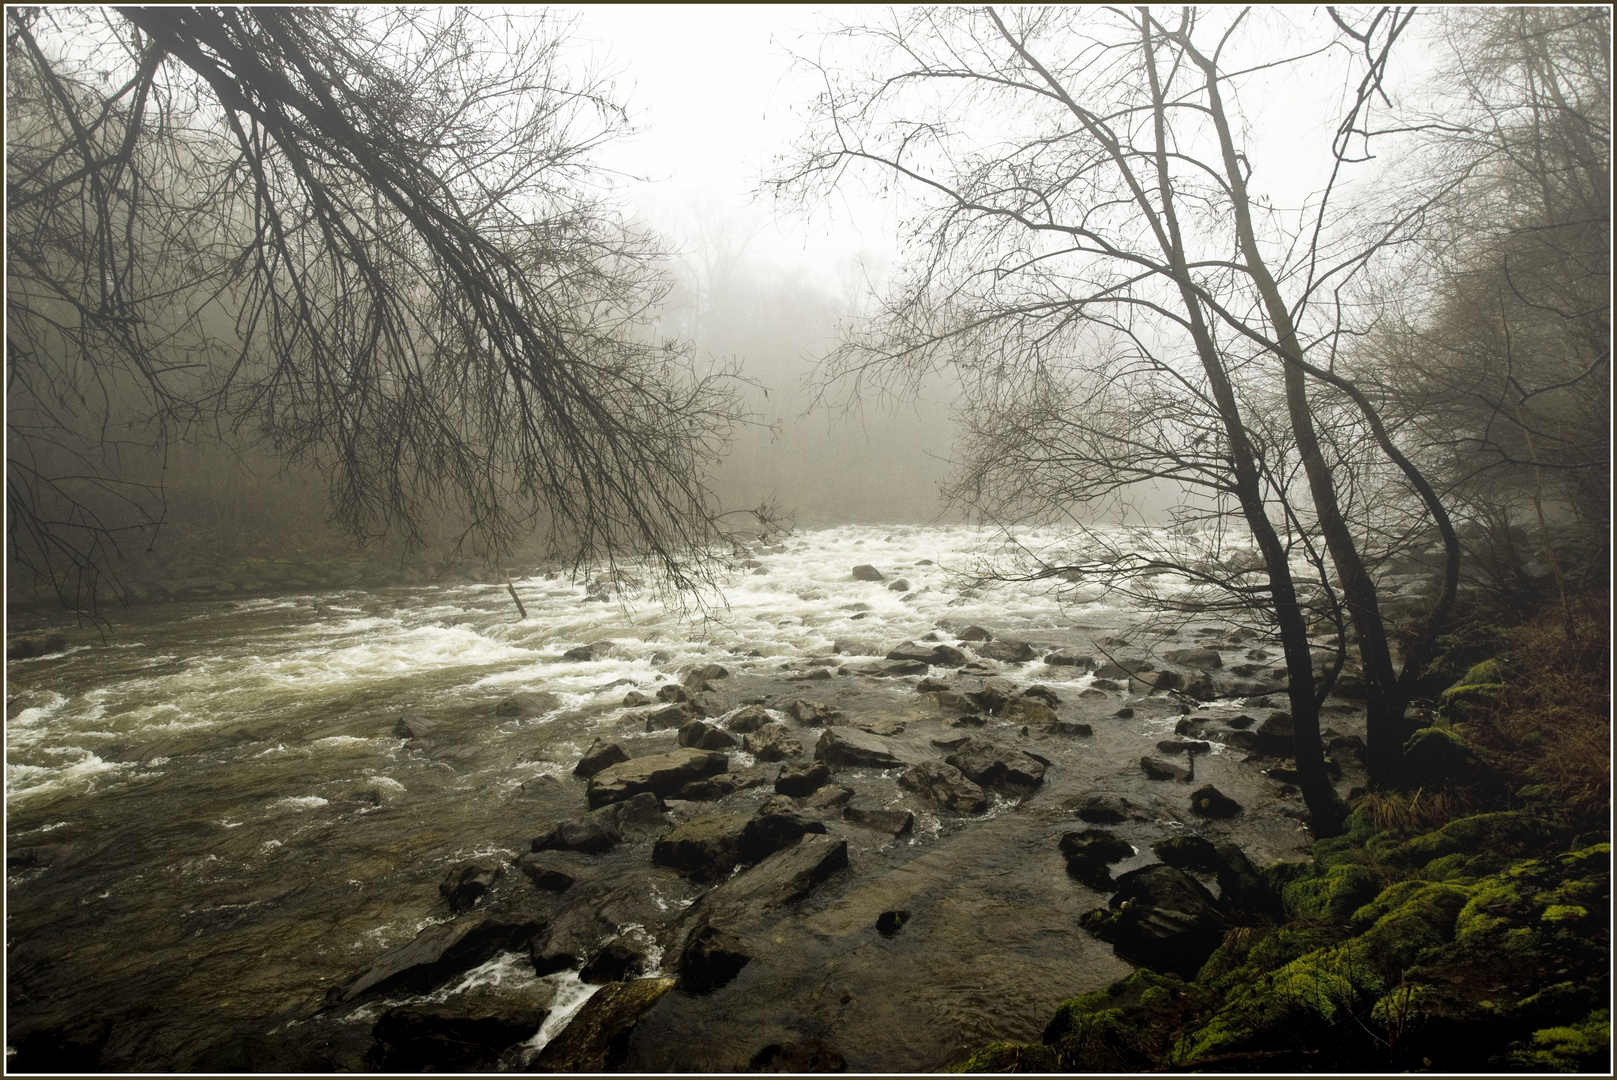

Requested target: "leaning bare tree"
[
  {"left": 778, "top": 6, "right": 1472, "bottom": 831},
  {"left": 7, "top": 7, "right": 751, "bottom": 619}
]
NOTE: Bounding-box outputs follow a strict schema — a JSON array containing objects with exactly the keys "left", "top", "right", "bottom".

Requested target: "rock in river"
[
  {"left": 943, "top": 737, "right": 1047, "bottom": 796},
  {"left": 743, "top": 722, "right": 803, "bottom": 761},
  {"left": 495, "top": 691, "right": 560, "bottom": 717},
  {"left": 586, "top": 750, "right": 728, "bottom": 809},
  {"left": 366, "top": 1001, "right": 545, "bottom": 1072},
  {"left": 528, "top": 977, "right": 676, "bottom": 1073},
  {"left": 814, "top": 727, "right": 909, "bottom": 770},
  {"left": 574, "top": 738, "right": 630, "bottom": 778},
  {"left": 898, "top": 760, "right": 989, "bottom": 814},
  {"left": 1085, "top": 864, "right": 1228, "bottom": 978},
  {"left": 325, "top": 906, "right": 545, "bottom": 1005},
  {"left": 532, "top": 792, "right": 669, "bottom": 854}
]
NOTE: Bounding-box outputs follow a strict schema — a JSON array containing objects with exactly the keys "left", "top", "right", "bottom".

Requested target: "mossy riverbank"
[{"left": 953, "top": 610, "right": 1610, "bottom": 1073}]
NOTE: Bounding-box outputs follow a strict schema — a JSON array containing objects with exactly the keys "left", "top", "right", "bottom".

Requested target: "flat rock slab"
[
  {"left": 814, "top": 727, "right": 909, "bottom": 770},
  {"left": 898, "top": 760, "right": 989, "bottom": 814},
  {"left": 587, "top": 750, "right": 728, "bottom": 809}
]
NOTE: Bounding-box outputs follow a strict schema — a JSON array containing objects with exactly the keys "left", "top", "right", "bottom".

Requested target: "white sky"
[{"left": 572, "top": 5, "right": 895, "bottom": 283}]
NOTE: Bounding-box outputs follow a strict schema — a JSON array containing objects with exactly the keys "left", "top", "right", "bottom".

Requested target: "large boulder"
[
  {"left": 1086, "top": 864, "right": 1229, "bottom": 977},
  {"left": 850, "top": 564, "right": 886, "bottom": 582},
  {"left": 1061, "top": 829, "right": 1134, "bottom": 889},
  {"left": 738, "top": 811, "right": 828, "bottom": 864},
  {"left": 943, "top": 737, "right": 1047, "bottom": 796},
  {"left": 814, "top": 727, "right": 908, "bottom": 770},
  {"left": 846, "top": 658, "right": 929, "bottom": 677},
  {"left": 898, "top": 760, "right": 989, "bottom": 814},
  {"left": 580, "top": 937, "right": 651, "bottom": 985},
  {"left": 1189, "top": 784, "right": 1243, "bottom": 819},
  {"left": 393, "top": 714, "right": 438, "bottom": 739},
  {"left": 1254, "top": 710, "right": 1295, "bottom": 755},
  {"left": 641, "top": 702, "right": 698, "bottom": 731},
  {"left": 366, "top": 1002, "right": 544, "bottom": 1072},
  {"left": 842, "top": 805, "right": 915, "bottom": 837},
  {"left": 587, "top": 750, "right": 728, "bottom": 809},
  {"left": 528, "top": 978, "right": 676, "bottom": 1073},
  {"left": 743, "top": 722, "right": 803, "bottom": 762},
  {"left": 1069, "top": 793, "right": 1151, "bottom": 824},
  {"left": 1043, "top": 649, "right": 1094, "bottom": 669},
  {"left": 683, "top": 663, "right": 730, "bottom": 687},
  {"left": 724, "top": 705, "right": 773, "bottom": 734}
]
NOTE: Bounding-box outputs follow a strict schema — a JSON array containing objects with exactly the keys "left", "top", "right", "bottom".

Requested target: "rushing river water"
[{"left": 5, "top": 523, "right": 1326, "bottom": 1070}]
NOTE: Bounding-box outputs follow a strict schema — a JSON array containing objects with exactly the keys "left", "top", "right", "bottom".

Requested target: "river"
[{"left": 5, "top": 523, "right": 1332, "bottom": 1070}]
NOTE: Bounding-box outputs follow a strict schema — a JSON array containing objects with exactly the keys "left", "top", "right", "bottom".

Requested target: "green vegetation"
[{"left": 954, "top": 609, "right": 1610, "bottom": 1073}]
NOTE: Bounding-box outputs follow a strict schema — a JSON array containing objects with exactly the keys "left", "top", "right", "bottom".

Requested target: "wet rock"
[
  {"left": 652, "top": 814, "right": 750, "bottom": 880},
  {"left": 801, "top": 785, "right": 855, "bottom": 812},
  {"left": 587, "top": 750, "right": 728, "bottom": 809},
  {"left": 886, "top": 578, "right": 911, "bottom": 592},
  {"left": 1151, "top": 834, "right": 1222, "bottom": 872},
  {"left": 575, "top": 738, "right": 631, "bottom": 778},
  {"left": 814, "top": 727, "right": 908, "bottom": 770},
  {"left": 1089, "top": 678, "right": 1127, "bottom": 692},
  {"left": 751, "top": 1039, "right": 848, "bottom": 1073},
  {"left": 684, "top": 834, "right": 848, "bottom": 917},
  {"left": 1088, "top": 864, "right": 1228, "bottom": 978},
  {"left": 677, "top": 719, "right": 738, "bottom": 751},
  {"left": 784, "top": 699, "right": 842, "bottom": 726},
  {"left": 1049, "top": 720, "right": 1094, "bottom": 736},
  {"left": 683, "top": 663, "right": 730, "bottom": 687},
  {"left": 185, "top": 1032, "right": 332, "bottom": 1073},
  {"left": 1255, "top": 710, "right": 1295, "bottom": 754},
  {"left": 1156, "top": 739, "right": 1210, "bottom": 755},
  {"left": 725, "top": 705, "right": 773, "bottom": 733},
  {"left": 785, "top": 668, "right": 834, "bottom": 683},
  {"left": 367, "top": 1001, "right": 544, "bottom": 1072},
  {"left": 529, "top": 977, "right": 676, "bottom": 1073},
  {"left": 440, "top": 860, "right": 500, "bottom": 914},
  {"left": 832, "top": 638, "right": 880, "bottom": 655},
  {"left": 1060, "top": 829, "right": 1135, "bottom": 864},
  {"left": 876, "top": 910, "right": 911, "bottom": 936},
  {"left": 326, "top": 908, "right": 545, "bottom": 1005},
  {"left": 850, "top": 564, "right": 886, "bottom": 582},
  {"left": 513, "top": 855, "right": 575, "bottom": 893},
  {"left": 775, "top": 762, "right": 830, "bottom": 797},
  {"left": 623, "top": 690, "right": 652, "bottom": 707},
  {"left": 1182, "top": 670, "right": 1218, "bottom": 700},
  {"left": 1212, "top": 841, "right": 1274, "bottom": 916},
  {"left": 676, "top": 925, "right": 750, "bottom": 994},
  {"left": 744, "top": 722, "right": 803, "bottom": 761},
  {"left": 977, "top": 639, "right": 1036, "bottom": 663},
  {"left": 656, "top": 683, "right": 693, "bottom": 704},
  {"left": 1070, "top": 793, "right": 1149, "bottom": 824},
  {"left": 949, "top": 713, "right": 987, "bottom": 728},
  {"left": 564, "top": 642, "right": 609, "bottom": 662},
  {"left": 847, "top": 658, "right": 929, "bottom": 677},
  {"left": 6, "top": 633, "right": 68, "bottom": 661},
  {"left": 392, "top": 714, "right": 438, "bottom": 739},
  {"left": 533, "top": 792, "right": 669, "bottom": 854},
  {"left": 898, "top": 760, "right": 989, "bottom": 814},
  {"left": 1189, "top": 784, "right": 1242, "bottom": 818},
  {"left": 739, "top": 811, "right": 828, "bottom": 864},
  {"left": 957, "top": 625, "right": 993, "bottom": 641},
  {"left": 581, "top": 937, "right": 650, "bottom": 984},
  {"left": 965, "top": 677, "right": 1018, "bottom": 714},
  {"left": 350, "top": 789, "right": 383, "bottom": 806},
  {"left": 674, "top": 771, "right": 767, "bottom": 801},
  {"left": 943, "top": 737, "right": 1047, "bottom": 795},
  {"left": 1138, "top": 669, "right": 1185, "bottom": 691},
  {"left": 642, "top": 702, "right": 698, "bottom": 731},
  {"left": 1043, "top": 648, "right": 1094, "bottom": 668},
  {"left": 1215, "top": 728, "right": 1263, "bottom": 752},
  {"left": 1165, "top": 647, "right": 1222, "bottom": 668},
  {"left": 887, "top": 641, "right": 967, "bottom": 666},
  {"left": 842, "top": 805, "right": 914, "bottom": 836},
  {"left": 1139, "top": 756, "right": 1191, "bottom": 782},
  {"left": 495, "top": 691, "right": 561, "bottom": 717}
]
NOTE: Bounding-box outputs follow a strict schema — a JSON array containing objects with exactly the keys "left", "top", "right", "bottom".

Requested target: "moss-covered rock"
[
  {"left": 1386, "top": 811, "right": 1553, "bottom": 870},
  {"left": 1039, "top": 970, "right": 1211, "bottom": 1071},
  {"left": 945, "top": 1041, "right": 1059, "bottom": 1072},
  {"left": 1282, "top": 863, "right": 1386, "bottom": 922},
  {"left": 1402, "top": 725, "right": 1479, "bottom": 786},
  {"left": 1504, "top": 1009, "right": 1610, "bottom": 1072}
]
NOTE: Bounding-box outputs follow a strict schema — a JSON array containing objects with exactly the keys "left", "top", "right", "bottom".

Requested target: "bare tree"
[
  {"left": 7, "top": 7, "right": 754, "bottom": 619},
  {"left": 776, "top": 6, "right": 1477, "bottom": 831}
]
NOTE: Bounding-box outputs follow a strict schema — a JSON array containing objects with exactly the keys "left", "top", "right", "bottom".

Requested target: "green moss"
[
  {"left": 1459, "top": 659, "right": 1503, "bottom": 685},
  {"left": 1541, "top": 904, "right": 1588, "bottom": 923},
  {"left": 1042, "top": 970, "right": 1207, "bottom": 1071},
  {"left": 1402, "top": 726, "right": 1477, "bottom": 785},
  {"left": 1355, "top": 883, "right": 1473, "bottom": 975},
  {"left": 1282, "top": 863, "right": 1386, "bottom": 922},
  {"left": 1388, "top": 811, "right": 1549, "bottom": 869},
  {"left": 1503, "top": 1010, "right": 1610, "bottom": 1072},
  {"left": 946, "top": 1041, "right": 1059, "bottom": 1072}
]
